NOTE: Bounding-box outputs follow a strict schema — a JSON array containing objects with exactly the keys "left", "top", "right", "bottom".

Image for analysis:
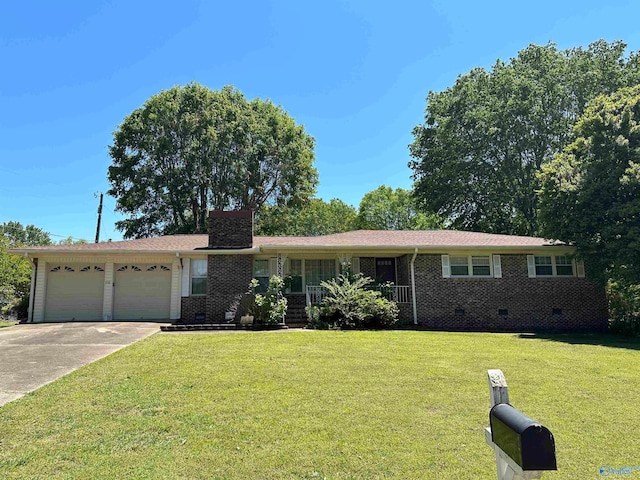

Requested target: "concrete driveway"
[{"left": 0, "top": 322, "right": 163, "bottom": 407}]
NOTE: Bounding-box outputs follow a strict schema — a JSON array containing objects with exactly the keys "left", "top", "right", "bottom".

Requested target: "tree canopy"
[
  {"left": 357, "top": 185, "right": 442, "bottom": 230},
  {"left": 410, "top": 40, "right": 640, "bottom": 236},
  {"left": 108, "top": 83, "right": 318, "bottom": 239},
  {"left": 256, "top": 198, "right": 358, "bottom": 236},
  {"left": 0, "top": 221, "right": 51, "bottom": 246},
  {"left": 538, "top": 85, "right": 640, "bottom": 283},
  {"left": 0, "top": 222, "right": 52, "bottom": 317}
]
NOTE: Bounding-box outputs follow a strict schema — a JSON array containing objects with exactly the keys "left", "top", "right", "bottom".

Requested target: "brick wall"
[
  {"left": 208, "top": 210, "right": 253, "bottom": 249},
  {"left": 180, "top": 297, "right": 207, "bottom": 324},
  {"left": 412, "top": 254, "right": 607, "bottom": 332},
  {"left": 206, "top": 255, "right": 253, "bottom": 322}
]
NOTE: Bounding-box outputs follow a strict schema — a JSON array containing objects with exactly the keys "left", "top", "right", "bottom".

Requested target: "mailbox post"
[{"left": 485, "top": 369, "right": 557, "bottom": 480}]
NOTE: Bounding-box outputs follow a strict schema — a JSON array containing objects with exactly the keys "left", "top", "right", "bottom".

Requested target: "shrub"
[
  {"left": 250, "top": 276, "right": 288, "bottom": 324},
  {"left": 305, "top": 305, "right": 331, "bottom": 330},
  {"left": 607, "top": 279, "right": 640, "bottom": 336},
  {"left": 317, "top": 273, "right": 398, "bottom": 329},
  {"left": 1, "top": 295, "right": 28, "bottom": 321}
]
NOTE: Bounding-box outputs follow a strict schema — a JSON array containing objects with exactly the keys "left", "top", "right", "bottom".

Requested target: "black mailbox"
[{"left": 489, "top": 403, "right": 557, "bottom": 471}]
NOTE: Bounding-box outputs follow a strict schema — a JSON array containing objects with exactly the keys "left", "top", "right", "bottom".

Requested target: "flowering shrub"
[{"left": 249, "top": 276, "right": 288, "bottom": 324}]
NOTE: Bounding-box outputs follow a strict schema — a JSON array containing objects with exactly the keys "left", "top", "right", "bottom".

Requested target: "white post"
[
  {"left": 276, "top": 253, "right": 287, "bottom": 278},
  {"left": 485, "top": 370, "right": 544, "bottom": 480}
]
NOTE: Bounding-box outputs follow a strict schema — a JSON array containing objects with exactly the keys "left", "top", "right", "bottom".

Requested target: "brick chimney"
[{"left": 208, "top": 210, "right": 253, "bottom": 249}]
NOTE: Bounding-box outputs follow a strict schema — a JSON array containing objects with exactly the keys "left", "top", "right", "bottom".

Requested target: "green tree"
[
  {"left": 57, "top": 236, "right": 88, "bottom": 245},
  {"left": 0, "top": 222, "right": 52, "bottom": 319},
  {"left": 108, "top": 83, "right": 318, "bottom": 238},
  {"left": 410, "top": 40, "right": 640, "bottom": 236},
  {"left": 538, "top": 85, "right": 640, "bottom": 284},
  {"left": 0, "top": 221, "right": 51, "bottom": 246},
  {"left": 357, "top": 185, "right": 443, "bottom": 230},
  {"left": 256, "top": 198, "right": 358, "bottom": 236}
]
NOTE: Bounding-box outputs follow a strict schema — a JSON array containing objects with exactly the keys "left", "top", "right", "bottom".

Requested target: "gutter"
[
  {"left": 258, "top": 244, "right": 569, "bottom": 252},
  {"left": 410, "top": 247, "right": 418, "bottom": 325}
]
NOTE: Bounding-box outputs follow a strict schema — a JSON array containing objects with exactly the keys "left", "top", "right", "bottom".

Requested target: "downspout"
[{"left": 410, "top": 248, "right": 418, "bottom": 325}]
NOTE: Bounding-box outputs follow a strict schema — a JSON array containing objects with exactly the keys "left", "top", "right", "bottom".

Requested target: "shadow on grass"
[{"left": 518, "top": 332, "right": 640, "bottom": 351}]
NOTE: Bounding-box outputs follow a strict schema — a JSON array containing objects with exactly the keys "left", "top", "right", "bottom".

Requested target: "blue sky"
[{"left": 2, "top": 0, "right": 640, "bottom": 242}]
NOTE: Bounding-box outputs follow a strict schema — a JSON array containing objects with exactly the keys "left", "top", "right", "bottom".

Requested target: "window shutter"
[
  {"left": 493, "top": 255, "right": 502, "bottom": 278},
  {"left": 351, "top": 257, "right": 360, "bottom": 274},
  {"left": 527, "top": 255, "right": 536, "bottom": 278},
  {"left": 576, "top": 260, "right": 585, "bottom": 278},
  {"left": 441, "top": 255, "right": 451, "bottom": 278},
  {"left": 181, "top": 258, "right": 191, "bottom": 297}
]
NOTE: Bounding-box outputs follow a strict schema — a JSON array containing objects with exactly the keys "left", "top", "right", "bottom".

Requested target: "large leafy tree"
[
  {"left": 357, "top": 185, "right": 443, "bottom": 230},
  {"left": 108, "top": 83, "right": 318, "bottom": 238},
  {"left": 256, "top": 198, "right": 358, "bottom": 236},
  {"left": 0, "top": 222, "right": 52, "bottom": 318},
  {"left": 0, "top": 221, "right": 51, "bottom": 246},
  {"left": 410, "top": 40, "right": 640, "bottom": 236},
  {"left": 538, "top": 85, "right": 640, "bottom": 283}
]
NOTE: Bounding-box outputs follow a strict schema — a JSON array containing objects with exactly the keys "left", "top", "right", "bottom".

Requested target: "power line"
[{"left": 49, "top": 233, "right": 87, "bottom": 241}]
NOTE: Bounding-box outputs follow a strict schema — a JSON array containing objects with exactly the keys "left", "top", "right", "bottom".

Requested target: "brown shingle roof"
[
  {"left": 10, "top": 230, "right": 562, "bottom": 254},
  {"left": 255, "top": 230, "right": 558, "bottom": 248}
]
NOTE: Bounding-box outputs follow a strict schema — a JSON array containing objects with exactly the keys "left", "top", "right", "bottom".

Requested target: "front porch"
[
  {"left": 279, "top": 285, "right": 413, "bottom": 327},
  {"left": 304, "top": 285, "right": 413, "bottom": 306}
]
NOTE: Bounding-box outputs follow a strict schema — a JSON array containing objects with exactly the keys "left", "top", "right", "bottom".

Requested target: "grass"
[
  {"left": 1, "top": 331, "right": 639, "bottom": 479},
  {"left": 0, "top": 320, "right": 17, "bottom": 328}
]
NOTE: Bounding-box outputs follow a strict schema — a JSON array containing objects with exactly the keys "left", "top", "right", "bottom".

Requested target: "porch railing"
[{"left": 305, "top": 285, "right": 412, "bottom": 306}]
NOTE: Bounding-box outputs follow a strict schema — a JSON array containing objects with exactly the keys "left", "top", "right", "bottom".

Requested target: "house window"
[
  {"left": 450, "top": 256, "right": 469, "bottom": 276},
  {"left": 253, "top": 259, "right": 270, "bottom": 293},
  {"left": 534, "top": 256, "right": 553, "bottom": 276},
  {"left": 191, "top": 259, "right": 207, "bottom": 295},
  {"left": 450, "top": 255, "right": 492, "bottom": 277},
  {"left": 555, "top": 256, "right": 574, "bottom": 276},
  {"left": 287, "top": 259, "right": 303, "bottom": 293},
  {"left": 472, "top": 256, "right": 491, "bottom": 276},
  {"left": 305, "top": 259, "right": 336, "bottom": 286},
  {"left": 534, "top": 255, "right": 574, "bottom": 276}
]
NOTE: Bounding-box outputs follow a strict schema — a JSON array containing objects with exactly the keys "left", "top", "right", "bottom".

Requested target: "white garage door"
[
  {"left": 45, "top": 265, "right": 105, "bottom": 321},
  {"left": 113, "top": 264, "right": 171, "bottom": 320}
]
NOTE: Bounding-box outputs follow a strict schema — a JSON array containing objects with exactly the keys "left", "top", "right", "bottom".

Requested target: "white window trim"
[
  {"left": 181, "top": 258, "right": 191, "bottom": 298},
  {"left": 255, "top": 257, "right": 340, "bottom": 292},
  {"left": 444, "top": 254, "right": 494, "bottom": 278},
  {"left": 527, "top": 254, "right": 583, "bottom": 278},
  {"left": 190, "top": 259, "right": 207, "bottom": 296}
]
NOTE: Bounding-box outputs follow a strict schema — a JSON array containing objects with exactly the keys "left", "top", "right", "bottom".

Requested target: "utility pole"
[{"left": 95, "top": 192, "right": 103, "bottom": 243}]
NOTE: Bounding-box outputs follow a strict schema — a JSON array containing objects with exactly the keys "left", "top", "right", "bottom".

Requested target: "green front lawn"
[
  {"left": 0, "top": 320, "right": 17, "bottom": 328},
  {"left": 1, "top": 331, "right": 639, "bottom": 479}
]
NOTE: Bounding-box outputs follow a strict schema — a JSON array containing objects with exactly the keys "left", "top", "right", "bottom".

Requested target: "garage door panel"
[
  {"left": 45, "top": 265, "right": 105, "bottom": 321},
  {"left": 113, "top": 264, "right": 171, "bottom": 320}
]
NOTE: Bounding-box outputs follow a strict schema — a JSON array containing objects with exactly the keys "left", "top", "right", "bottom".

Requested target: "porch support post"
[{"left": 276, "top": 253, "right": 287, "bottom": 277}]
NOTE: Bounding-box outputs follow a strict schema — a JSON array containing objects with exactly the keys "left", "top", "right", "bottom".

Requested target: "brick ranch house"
[{"left": 10, "top": 210, "right": 607, "bottom": 331}]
